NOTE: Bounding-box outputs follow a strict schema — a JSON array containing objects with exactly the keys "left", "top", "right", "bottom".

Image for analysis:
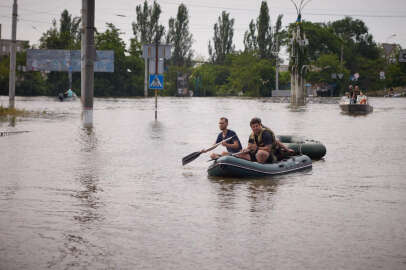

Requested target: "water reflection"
[
  {"left": 209, "top": 178, "right": 240, "bottom": 210},
  {"left": 2, "top": 96, "right": 405, "bottom": 270},
  {"left": 149, "top": 120, "right": 165, "bottom": 140},
  {"left": 0, "top": 183, "right": 19, "bottom": 202},
  {"left": 209, "top": 177, "right": 280, "bottom": 213},
  {"left": 8, "top": 115, "right": 16, "bottom": 127},
  {"left": 72, "top": 127, "right": 104, "bottom": 224},
  {"left": 0, "top": 115, "right": 17, "bottom": 127},
  {"left": 78, "top": 126, "right": 97, "bottom": 153},
  {"left": 246, "top": 180, "right": 279, "bottom": 213},
  {"left": 288, "top": 104, "right": 307, "bottom": 112}
]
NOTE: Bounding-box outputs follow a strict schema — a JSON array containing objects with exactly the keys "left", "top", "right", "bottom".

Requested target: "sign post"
[
  {"left": 8, "top": 0, "right": 17, "bottom": 109},
  {"left": 155, "top": 42, "right": 158, "bottom": 120},
  {"left": 143, "top": 43, "right": 171, "bottom": 120}
]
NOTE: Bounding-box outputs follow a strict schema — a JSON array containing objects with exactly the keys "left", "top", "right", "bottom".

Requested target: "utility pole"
[
  {"left": 68, "top": 50, "right": 72, "bottom": 90},
  {"left": 155, "top": 39, "right": 158, "bottom": 120},
  {"left": 81, "top": 0, "right": 95, "bottom": 127},
  {"left": 8, "top": 0, "right": 17, "bottom": 109},
  {"left": 144, "top": 58, "right": 148, "bottom": 97},
  {"left": 275, "top": 35, "right": 279, "bottom": 91}
]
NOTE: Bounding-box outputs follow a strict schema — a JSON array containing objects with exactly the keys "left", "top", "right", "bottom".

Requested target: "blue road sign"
[
  {"left": 26, "top": 49, "right": 114, "bottom": 72},
  {"left": 149, "top": 74, "right": 164, "bottom": 90}
]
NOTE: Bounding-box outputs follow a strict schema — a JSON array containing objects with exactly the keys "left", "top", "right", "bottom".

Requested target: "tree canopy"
[
  {"left": 0, "top": 5, "right": 405, "bottom": 98},
  {"left": 208, "top": 11, "right": 235, "bottom": 64}
]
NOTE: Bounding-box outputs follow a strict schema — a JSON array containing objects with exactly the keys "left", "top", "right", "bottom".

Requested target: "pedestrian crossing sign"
[{"left": 149, "top": 74, "right": 164, "bottom": 90}]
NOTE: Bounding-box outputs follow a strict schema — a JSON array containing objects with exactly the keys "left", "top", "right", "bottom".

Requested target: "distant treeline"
[{"left": 0, "top": 1, "right": 405, "bottom": 97}]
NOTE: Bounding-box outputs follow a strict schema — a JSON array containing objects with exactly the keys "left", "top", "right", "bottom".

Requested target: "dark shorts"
[{"left": 249, "top": 151, "right": 257, "bottom": 162}]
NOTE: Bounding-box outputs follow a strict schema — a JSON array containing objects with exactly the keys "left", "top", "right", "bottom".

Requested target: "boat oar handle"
[{"left": 203, "top": 135, "right": 234, "bottom": 152}]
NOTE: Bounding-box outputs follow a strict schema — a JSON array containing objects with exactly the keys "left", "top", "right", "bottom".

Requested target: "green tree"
[
  {"left": 132, "top": 0, "right": 165, "bottom": 44},
  {"left": 38, "top": 9, "right": 81, "bottom": 95},
  {"left": 225, "top": 52, "right": 275, "bottom": 96},
  {"left": 386, "top": 52, "right": 406, "bottom": 87},
  {"left": 166, "top": 4, "right": 193, "bottom": 67},
  {"left": 39, "top": 10, "right": 81, "bottom": 49},
  {"left": 329, "top": 17, "right": 380, "bottom": 72},
  {"left": 244, "top": 2, "right": 283, "bottom": 61},
  {"left": 190, "top": 63, "right": 230, "bottom": 96},
  {"left": 0, "top": 48, "right": 47, "bottom": 96},
  {"left": 243, "top": 20, "right": 257, "bottom": 53},
  {"left": 257, "top": 1, "right": 272, "bottom": 59},
  {"left": 307, "top": 54, "right": 350, "bottom": 95},
  {"left": 95, "top": 23, "right": 144, "bottom": 96},
  {"left": 208, "top": 11, "right": 235, "bottom": 64}
]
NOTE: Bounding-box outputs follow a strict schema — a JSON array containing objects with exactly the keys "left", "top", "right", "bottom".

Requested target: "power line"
[
  {"left": 159, "top": 0, "right": 406, "bottom": 19},
  {"left": 304, "top": 12, "right": 406, "bottom": 18}
]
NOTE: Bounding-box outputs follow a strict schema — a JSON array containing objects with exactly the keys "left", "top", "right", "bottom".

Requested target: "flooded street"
[{"left": 1, "top": 96, "right": 406, "bottom": 270}]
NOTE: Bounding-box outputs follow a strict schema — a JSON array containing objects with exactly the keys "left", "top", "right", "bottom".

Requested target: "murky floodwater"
[{"left": 1, "top": 96, "right": 406, "bottom": 270}]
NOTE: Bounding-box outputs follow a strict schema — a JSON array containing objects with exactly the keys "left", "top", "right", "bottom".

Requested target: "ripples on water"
[{"left": 1, "top": 96, "right": 406, "bottom": 270}]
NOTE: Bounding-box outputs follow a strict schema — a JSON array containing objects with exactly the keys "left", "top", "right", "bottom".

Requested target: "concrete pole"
[
  {"left": 81, "top": 0, "right": 95, "bottom": 127},
  {"left": 275, "top": 36, "right": 279, "bottom": 91},
  {"left": 68, "top": 50, "right": 72, "bottom": 90},
  {"left": 290, "top": 68, "right": 296, "bottom": 104},
  {"left": 8, "top": 0, "right": 17, "bottom": 109},
  {"left": 144, "top": 58, "right": 148, "bottom": 97},
  {"left": 68, "top": 69, "right": 72, "bottom": 89},
  {"left": 154, "top": 40, "right": 158, "bottom": 120}
]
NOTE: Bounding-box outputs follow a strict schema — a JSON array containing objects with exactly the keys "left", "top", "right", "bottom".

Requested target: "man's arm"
[
  {"left": 223, "top": 139, "right": 240, "bottom": 150},
  {"left": 277, "top": 140, "right": 295, "bottom": 153}
]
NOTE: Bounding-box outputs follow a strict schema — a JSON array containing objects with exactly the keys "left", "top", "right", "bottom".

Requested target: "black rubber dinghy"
[{"left": 208, "top": 155, "right": 312, "bottom": 178}]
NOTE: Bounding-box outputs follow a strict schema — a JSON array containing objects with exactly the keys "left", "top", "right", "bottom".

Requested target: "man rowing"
[{"left": 202, "top": 117, "right": 242, "bottom": 160}]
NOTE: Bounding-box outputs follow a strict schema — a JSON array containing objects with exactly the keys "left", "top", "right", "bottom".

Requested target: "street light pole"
[
  {"left": 155, "top": 38, "right": 158, "bottom": 120},
  {"left": 275, "top": 35, "right": 279, "bottom": 91},
  {"left": 81, "top": 0, "right": 95, "bottom": 127},
  {"left": 8, "top": 0, "right": 17, "bottom": 109}
]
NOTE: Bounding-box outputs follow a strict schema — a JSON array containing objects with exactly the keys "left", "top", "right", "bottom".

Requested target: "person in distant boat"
[
  {"left": 64, "top": 89, "right": 74, "bottom": 97},
  {"left": 357, "top": 91, "right": 367, "bottom": 104},
  {"left": 352, "top": 85, "right": 360, "bottom": 104},
  {"left": 341, "top": 92, "right": 351, "bottom": 104},
  {"left": 237, "top": 117, "right": 294, "bottom": 164},
  {"left": 388, "top": 87, "right": 394, "bottom": 97},
  {"left": 202, "top": 117, "right": 242, "bottom": 160},
  {"left": 348, "top": 85, "right": 354, "bottom": 104}
]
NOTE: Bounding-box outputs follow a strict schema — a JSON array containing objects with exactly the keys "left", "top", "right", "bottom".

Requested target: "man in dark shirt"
[
  {"left": 352, "top": 85, "right": 360, "bottom": 104},
  {"left": 203, "top": 117, "right": 242, "bottom": 160},
  {"left": 348, "top": 84, "right": 354, "bottom": 103}
]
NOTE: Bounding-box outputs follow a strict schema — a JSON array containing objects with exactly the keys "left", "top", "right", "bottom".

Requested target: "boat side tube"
[
  {"left": 277, "top": 135, "right": 327, "bottom": 160},
  {"left": 207, "top": 155, "right": 312, "bottom": 178}
]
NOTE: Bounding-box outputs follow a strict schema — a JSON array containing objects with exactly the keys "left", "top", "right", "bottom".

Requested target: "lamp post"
[{"left": 9, "top": 0, "right": 17, "bottom": 109}]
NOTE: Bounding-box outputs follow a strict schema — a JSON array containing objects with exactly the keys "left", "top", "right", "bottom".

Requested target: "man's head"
[
  {"left": 218, "top": 117, "right": 228, "bottom": 131},
  {"left": 349, "top": 85, "right": 353, "bottom": 90},
  {"left": 354, "top": 85, "right": 359, "bottom": 91},
  {"left": 250, "top": 117, "right": 262, "bottom": 135}
]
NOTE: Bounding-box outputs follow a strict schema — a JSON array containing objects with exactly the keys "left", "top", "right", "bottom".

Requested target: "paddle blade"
[{"left": 182, "top": 151, "right": 202, "bottom": 166}]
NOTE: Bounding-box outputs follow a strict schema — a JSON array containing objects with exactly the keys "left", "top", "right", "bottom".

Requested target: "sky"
[{"left": 0, "top": 0, "right": 405, "bottom": 63}]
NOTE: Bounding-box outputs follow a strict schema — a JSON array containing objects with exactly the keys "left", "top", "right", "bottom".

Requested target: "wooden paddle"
[{"left": 182, "top": 136, "right": 234, "bottom": 166}]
